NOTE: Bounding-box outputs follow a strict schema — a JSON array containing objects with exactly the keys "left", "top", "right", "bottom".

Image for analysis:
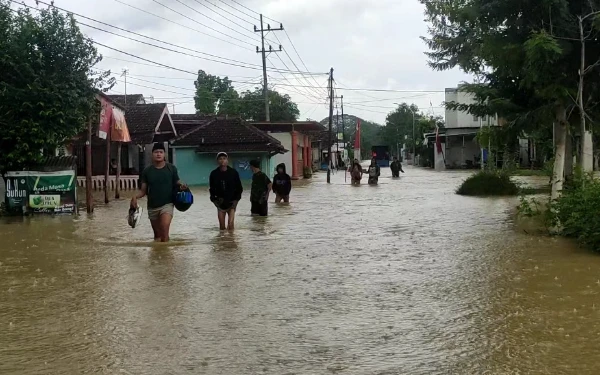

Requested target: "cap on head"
[
  {"left": 216, "top": 152, "right": 228, "bottom": 159},
  {"left": 249, "top": 159, "right": 260, "bottom": 169},
  {"left": 152, "top": 143, "right": 165, "bottom": 152}
]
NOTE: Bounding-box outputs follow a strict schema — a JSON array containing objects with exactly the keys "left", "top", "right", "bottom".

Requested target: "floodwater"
[{"left": 1, "top": 166, "right": 599, "bottom": 375}]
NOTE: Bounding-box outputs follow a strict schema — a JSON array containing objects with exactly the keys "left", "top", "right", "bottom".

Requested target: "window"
[{"left": 473, "top": 114, "right": 478, "bottom": 121}]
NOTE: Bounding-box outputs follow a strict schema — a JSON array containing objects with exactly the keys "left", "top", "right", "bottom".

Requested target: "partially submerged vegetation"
[
  {"left": 456, "top": 170, "right": 520, "bottom": 196},
  {"left": 519, "top": 172, "right": 600, "bottom": 252}
]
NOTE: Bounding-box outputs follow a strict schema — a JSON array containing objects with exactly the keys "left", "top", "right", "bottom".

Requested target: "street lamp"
[{"left": 394, "top": 103, "right": 416, "bottom": 164}]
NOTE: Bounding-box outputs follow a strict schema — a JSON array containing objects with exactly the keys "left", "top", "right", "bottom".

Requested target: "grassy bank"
[{"left": 519, "top": 173, "right": 600, "bottom": 252}]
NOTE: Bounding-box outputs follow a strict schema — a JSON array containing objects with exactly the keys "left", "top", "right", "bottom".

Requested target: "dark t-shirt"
[
  {"left": 209, "top": 166, "right": 243, "bottom": 203},
  {"left": 250, "top": 171, "right": 271, "bottom": 202},
  {"left": 141, "top": 163, "right": 179, "bottom": 209}
]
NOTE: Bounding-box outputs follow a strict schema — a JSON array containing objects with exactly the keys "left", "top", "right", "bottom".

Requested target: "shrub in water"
[
  {"left": 456, "top": 170, "right": 520, "bottom": 196},
  {"left": 549, "top": 173, "right": 600, "bottom": 251}
]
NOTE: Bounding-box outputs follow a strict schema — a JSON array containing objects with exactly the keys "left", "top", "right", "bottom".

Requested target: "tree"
[
  {"left": 238, "top": 88, "right": 300, "bottom": 122},
  {"left": 383, "top": 103, "right": 422, "bottom": 154},
  {"left": 320, "top": 114, "right": 384, "bottom": 160},
  {"left": 0, "top": 2, "right": 108, "bottom": 175},
  {"left": 194, "top": 70, "right": 236, "bottom": 115},
  {"left": 420, "top": 0, "right": 598, "bottom": 198}
]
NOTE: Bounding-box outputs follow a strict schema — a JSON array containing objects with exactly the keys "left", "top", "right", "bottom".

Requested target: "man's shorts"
[
  {"left": 214, "top": 200, "right": 237, "bottom": 213},
  {"left": 250, "top": 200, "right": 268, "bottom": 216},
  {"left": 147, "top": 203, "right": 174, "bottom": 221}
]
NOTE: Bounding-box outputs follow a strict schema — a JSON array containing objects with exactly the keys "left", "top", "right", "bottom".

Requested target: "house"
[
  {"left": 431, "top": 86, "right": 500, "bottom": 169},
  {"left": 250, "top": 121, "right": 326, "bottom": 179},
  {"left": 170, "top": 116, "right": 286, "bottom": 185},
  {"left": 69, "top": 94, "right": 177, "bottom": 190}
]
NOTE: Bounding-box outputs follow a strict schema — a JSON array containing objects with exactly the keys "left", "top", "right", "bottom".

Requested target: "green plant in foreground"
[
  {"left": 550, "top": 173, "right": 600, "bottom": 251},
  {"left": 456, "top": 170, "right": 520, "bottom": 196}
]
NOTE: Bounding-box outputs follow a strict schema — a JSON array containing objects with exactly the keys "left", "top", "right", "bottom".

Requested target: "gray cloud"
[{"left": 24, "top": 0, "right": 469, "bottom": 123}]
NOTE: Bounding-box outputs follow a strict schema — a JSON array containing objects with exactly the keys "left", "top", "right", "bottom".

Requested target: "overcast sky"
[{"left": 18, "top": 0, "right": 471, "bottom": 124}]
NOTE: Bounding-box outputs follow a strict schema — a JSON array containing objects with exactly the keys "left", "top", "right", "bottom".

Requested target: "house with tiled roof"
[
  {"left": 69, "top": 100, "right": 176, "bottom": 190},
  {"left": 250, "top": 121, "right": 326, "bottom": 179},
  {"left": 169, "top": 116, "right": 286, "bottom": 185}
]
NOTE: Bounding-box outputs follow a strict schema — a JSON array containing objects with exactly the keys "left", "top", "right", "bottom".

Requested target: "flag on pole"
[{"left": 354, "top": 119, "right": 361, "bottom": 149}]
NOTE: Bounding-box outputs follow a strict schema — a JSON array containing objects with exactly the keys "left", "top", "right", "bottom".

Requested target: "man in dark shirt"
[
  {"left": 249, "top": 159, "right": 272, "bottom": 216},
  {"left": 131, "top": 143, "right": 185, "bottom": 242},
  {"left": 209, "top": 152, "right": 243, "bottom": 230}
]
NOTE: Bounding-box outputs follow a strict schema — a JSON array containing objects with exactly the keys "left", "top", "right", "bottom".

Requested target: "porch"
[{"left": 76, "top": 175, "right": 139, "bottom": 191}]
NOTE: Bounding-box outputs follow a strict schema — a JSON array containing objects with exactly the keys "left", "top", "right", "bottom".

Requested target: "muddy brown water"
[{"left": 1, "top": 167, "right": 599, "bottom": 374}]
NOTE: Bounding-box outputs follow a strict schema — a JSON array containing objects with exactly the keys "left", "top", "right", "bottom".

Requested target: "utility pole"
[
  {"left": 327, "top": 67, "right": 334, "bottom": 184},
  {"left": 336, "top": 107, "right": 340, "bottom": 160},
  {"left": 254, "top": 15, "right": 283, "bottom": 122},
  {"left": 341, "top": 95, "right": 345, "bottom": 151},
  {"left": 121, "top": 68, "right": 129, "bottom": 104}
]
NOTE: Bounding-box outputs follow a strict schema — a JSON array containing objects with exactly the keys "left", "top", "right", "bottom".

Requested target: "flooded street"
[{"left": 2, "top": 166, "right": 600, "bottom": 374}]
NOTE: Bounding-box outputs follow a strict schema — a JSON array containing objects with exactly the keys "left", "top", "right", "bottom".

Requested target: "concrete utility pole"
[
  {"left": 121, "top": 68, "right": 129, "bottom": 104},
  {"left": 327, "top": 67, "right": 334, "bottom": 184},
  {"left": 254, "top": 15, "right": 283, "bottom": 122}
]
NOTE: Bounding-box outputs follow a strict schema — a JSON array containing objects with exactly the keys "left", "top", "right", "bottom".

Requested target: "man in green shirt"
[
  {"left": 249, "top": 159, "right": 272, "bottom": 216},
  {"left": 131, "top": 143, "right": 185, "bottom": 242}
]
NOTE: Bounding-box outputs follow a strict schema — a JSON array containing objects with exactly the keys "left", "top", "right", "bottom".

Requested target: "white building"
[{"left": 436, "top": 86, "right": 499, "bottom": 169}]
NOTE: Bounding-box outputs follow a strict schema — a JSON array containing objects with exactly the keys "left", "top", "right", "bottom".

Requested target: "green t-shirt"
[
  {"left": 250, "top": 171, "right": 271, "bottom": 202},
  {"left": 141, "top": 163, "right": 179, "bottom": 209}
]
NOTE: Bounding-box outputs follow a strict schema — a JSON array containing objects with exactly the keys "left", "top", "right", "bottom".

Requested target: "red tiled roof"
[{"left": 171, "top": 117, "right": 286, "bottom": 154}]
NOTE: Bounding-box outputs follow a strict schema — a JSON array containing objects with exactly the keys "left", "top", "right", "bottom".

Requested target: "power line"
[
  {"left": 206, "top": 0, "right": 254, "bottom": 25},
  {"left": 228, "top": 0, "right": 281, "bottom": 24},
  {"left": 194, "top": 0, "right": 253, "bottom": 30},
  {"left": 149, "top": 0, "right": 255, "bottom": 47},
  {"left": 170, "top": 0, "right": 260, "bottom": 43},
  {"left": 217, "top": 0, "right": 257, "bottom": 20},
  {"left": 110, "top": 0, "right": 252, "bottom": 50}
]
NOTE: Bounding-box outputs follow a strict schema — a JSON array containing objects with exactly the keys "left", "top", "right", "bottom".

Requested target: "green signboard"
[{"left": 4, "top": 170, "right": 77, "bottom": 214}]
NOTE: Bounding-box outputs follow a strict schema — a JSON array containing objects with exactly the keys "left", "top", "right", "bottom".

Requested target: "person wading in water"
[
  {"left": 272, "top": 163, "right": 292, "bottom": 203},
  {"left": 367, "top": 157, "right": 381, "bottom": 185},
  {"left": 131, "top": 143, "right": 186, "bottom": 242},
  {"left": 249, "top": 159, "right": 272, "bottom": 216},
  {"left": 349, "top": 159, "right": 363, "bottom": 185},
  {"left": 209, "top": 152, "right": 243, "bottom": 231},
  {"left": 390, "top": 156, "right": 404, "bottom": 177}
]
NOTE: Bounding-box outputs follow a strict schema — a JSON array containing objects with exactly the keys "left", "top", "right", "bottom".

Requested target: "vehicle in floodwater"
[{"left": 371, "top": 145, "right": 390, "bottom": 167}]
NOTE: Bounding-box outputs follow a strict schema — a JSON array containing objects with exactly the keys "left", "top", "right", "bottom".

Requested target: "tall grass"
[{"left": 456, "top": 170, "right": 520, "bottom": 196}]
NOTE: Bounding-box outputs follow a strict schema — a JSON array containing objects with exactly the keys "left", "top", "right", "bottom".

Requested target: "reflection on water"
[{"left": 1, "top": 167, "right": 600, "bottom": 374}]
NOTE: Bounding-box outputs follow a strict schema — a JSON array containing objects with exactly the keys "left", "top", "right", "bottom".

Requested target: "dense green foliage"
[
  {"left": 456, "top": 170, "right": 520, "bottom": 196},
  {"left": 0, "top": 2, "right": 110, "bottom": 173},
  {"left": 519, "top": 173, "right": 600, "bottom": 251},
  {"left": 421, "top": 0, "right": 600, "bottom": 175},
  {"left": 194, "top": 70, "right": 299, "bottom": 121}
]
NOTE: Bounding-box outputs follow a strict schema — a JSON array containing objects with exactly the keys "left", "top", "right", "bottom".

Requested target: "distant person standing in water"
[
  {"left": 272, "top": 163, "right": 292, "bottom": 203},
  {"left": 390, "top": 156, "right": 404, "bottom": 177},
  {"left": 349, "top": 159, "right": 363, "bottom": 185},
  {"left": 249, "top": 159, "right": 272, "bottom": 216},
  {"left": 209, "top": 152, "right": 243, "bottom": 231},
  {"left": 367, "top": 157, "right": 380, "bottom": 185},
  {"left": 131, "top": 143, "right": 186, "bottom": 242}
]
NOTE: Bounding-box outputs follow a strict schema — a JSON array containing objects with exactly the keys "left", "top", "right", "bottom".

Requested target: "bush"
[
  {"left": 549, "top": 173, "right": 600, "bottom": 251},
  {"left": 456, "top": 170, "right": 520, "bottom": 196}
]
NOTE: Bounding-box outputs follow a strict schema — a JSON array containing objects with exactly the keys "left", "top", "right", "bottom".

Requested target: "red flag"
[
  {"left": 97, "top": 98, "right": 113, "bottom": 140},
  {"left": 435, "top": 126, "right": 443, "bottom": 154},
  {"left": 354, "top": 119, "right": 361, "bottom": 149}
]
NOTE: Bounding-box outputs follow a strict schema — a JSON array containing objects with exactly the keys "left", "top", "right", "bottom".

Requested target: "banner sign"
[{"left": 4, "top": 170, "right": 77, "bottom": 214}]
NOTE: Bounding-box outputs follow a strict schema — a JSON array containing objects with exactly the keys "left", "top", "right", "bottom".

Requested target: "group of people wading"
[
  {"left": 349, "top": 156, "right": 404, "bottom": 185},
  {"left": 130, "top": 144, "right": 293, "bottom": 240}
]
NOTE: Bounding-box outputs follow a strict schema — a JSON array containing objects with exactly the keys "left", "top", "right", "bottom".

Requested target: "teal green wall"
[{"left": 173, "top": 148, "right": 272, "bottom": 186}]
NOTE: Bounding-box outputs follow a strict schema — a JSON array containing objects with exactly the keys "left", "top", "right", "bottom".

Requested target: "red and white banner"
[
  {"left": 97, "top": 98, "right": 113, "bottom": 140},
  {"left": 354, "top": 119, "right": 361, "bottom": 149}
]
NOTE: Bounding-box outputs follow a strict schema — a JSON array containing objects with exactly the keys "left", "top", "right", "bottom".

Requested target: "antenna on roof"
[{"left": 146, "top": 95, "right": 154, "bottom": 104}]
